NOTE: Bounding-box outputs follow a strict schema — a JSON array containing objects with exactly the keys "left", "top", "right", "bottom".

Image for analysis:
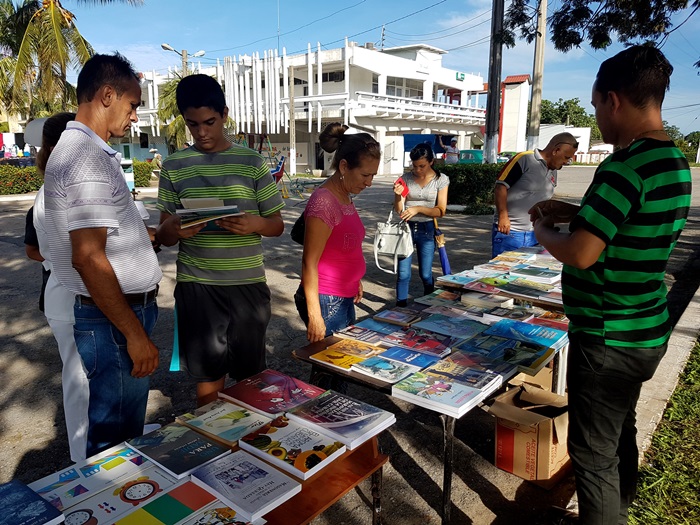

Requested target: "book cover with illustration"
[
  {"left": 453, "top": 333, "right": 556, "bottom": 375},
  {"left": 190, "top": 450, "right": 301, "bottom": 523},
  {"left": 378, "top": 346, "right": 442, "bottom": 368},
  {"left": 446, "top": 350, "right": 518, "bottom": 382},
  {"left": 528, "top": 310, "right": 569, "bottom": 330},
  {"left": 126, "top": 423, "right": 231, "bottom": 479},
  {"left": 28, "top": 443, "right": 149, "bottom": 511},
  {"left": 333, "top": 325, "right": 393, "bottom": 346},
  {"left": 459, "top": 291, "right": 514, "bottom": 309},
  {"left": 323, "top": 339, "right": 386, "bottom": 358},
  {"left": 350, "top": 355, "right": 422, "bottom": 383},
  {"left": 239, "top": 415, "right": 346, "bottom": 480},
  {"left": 287, "top": 390, "right": 396, "bottom": 450},
  {"left": 392, "top": 371, "right": 484, "bottom": 418},
  {"left": 218, "top": 369, "right": 325, "bottom": 416},
  {"left": 484, "top": 319, "right": 568, "bottom": 350},
  {"left": 308, "top": 347, "right": 369, "bottom": 371},
  {"left": 423, "top": 354, "right": 502, "bottom": 394},
  {"left": 372, "top": 306, "right": 424, "bottom": 326},
  {"left": 482, "top": 306, "right": 535, "bottom": 324},
  {"left": 61, "top": 464, "right": 178, "bottom": 525},
  {"left": 113, "top": 479, "right": 218, "bottom": 525},
  {"left": 508, "top": 265, "right": 561, "bottom": 283},
  {"left": 381, "top": 326, "right": 458, "bottom": 358},
  {"left": 178, "top": 399, "right": 272, "bottom": 447},
  {"left": 436, "top": 272, "right": 476, "bottom": 287},
  {"left": 414, "top": 289, "right": 462, "bottom": 306},
  {"left": 0, "top": 479, "right": 63, "bottom": 525},
  {"left": 178, "top": 500, "right": 267, "bottom": 525},
  {"left": 412, "top": 314, "right": 489, "bottom": 340}
]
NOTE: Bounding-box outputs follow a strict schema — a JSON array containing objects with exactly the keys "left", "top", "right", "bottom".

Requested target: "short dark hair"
[
  {"left": 37, "top": 112, "right": 76, "bottom": 173},
  {"left": 77, "top": 53, "right": 139, "bottom": 104},
  {"left": 595, "top": 45, "right": 673, "bottom": 109},
  {"left": 176, "top": 74, "right": 226, "bottom": 116},
  {"left": 410, "top": 142, "right": 435, "bottom": 163},
  {"left": 319, "top": 122, "right": 381, "bottom": 170}
]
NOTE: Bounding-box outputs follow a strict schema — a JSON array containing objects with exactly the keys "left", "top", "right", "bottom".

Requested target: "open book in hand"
[{"left": 176, "top": 204, "right": 243, "bottom": 228}]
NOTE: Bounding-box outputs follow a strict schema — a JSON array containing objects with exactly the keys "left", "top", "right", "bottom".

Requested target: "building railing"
[{"left": 353, "top": 91, "right": 486, "bottom": 123}]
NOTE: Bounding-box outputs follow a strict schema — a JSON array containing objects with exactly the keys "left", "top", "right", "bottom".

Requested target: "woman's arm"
[
  {"left": 301, "top": 216, "right": 333, "bottom": 343},
  {"left": 400, "top": 184, "right": 448, "bottom": 220}
]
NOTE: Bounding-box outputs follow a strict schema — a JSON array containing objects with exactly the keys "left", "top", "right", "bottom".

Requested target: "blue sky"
[{"left": 66, "top": 0, "right": 700, "bottom": 135}]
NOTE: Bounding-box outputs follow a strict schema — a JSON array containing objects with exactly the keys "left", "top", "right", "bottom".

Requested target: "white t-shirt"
[{"left": 444, "top": 144, "right": 459, "bottom": 164}]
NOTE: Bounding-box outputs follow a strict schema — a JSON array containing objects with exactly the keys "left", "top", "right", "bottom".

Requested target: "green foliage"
[
  {"left": 0, "top": 164, "right": 43, "bottom": 194},
  {"left": 442, "top": 163, "right": 501, "bottom": 215},
  {"left": 540, "top": 98, "right": 602, "bottom": 141},
  {"left": 629, "top": 343, "right": 700, "bottom": 524},
  {"left": 0, "top": 121, "right": 8, "bottom": 133},
  {"left": 132, "top": 159, "right": 153, "bottom": 188}
]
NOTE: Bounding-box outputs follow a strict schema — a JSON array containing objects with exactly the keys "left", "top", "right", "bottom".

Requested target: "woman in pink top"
[{"left": 294, "top": 123, "right": 380, "bottom": 345}]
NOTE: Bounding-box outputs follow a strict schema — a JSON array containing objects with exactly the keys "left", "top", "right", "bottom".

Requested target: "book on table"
[
  {"left": 350, "top": 355, "right": 423, "bottom": 383},
  {"left": 239, "top": 415, "right": 346, "bottom": 480},
  {"left": 0, "top": 479, "right": 63, "bottom": 525},
  {"left": 176, "top": 204, "right": 243, "bottom": 228},
  {"left": 444, "top": 349, "right": 519, "bottom": 382},
  {"left": 178, "top": 500, "right": 267, "bottom": 524},
  {"left": 412, "top": 313, "right": 489, "bottom": 340},
  {"left": 392, "top": 370, "right": 485, "bottom": 418},
  {"left": 286, "top": 390, "right": 396, "bottom": 450},
  {"left": 308, "top": 347, "right": 370, "bottom": 371},
  {"left": 61, "top": 464, "right": 178, "bottom": 524},
  {"left": 436, "top": 272, "right": 476, "bottom": 288},
  {"left": 484, "top": 318, "right": 568, "bottom": 350},
  {"left": 176, "top": 399, "right": 272, "bottom": 447},
  {"left": 28, "top": 443, "right": 150, "bottom": 511},
  {"left": 508, "top": 265, "right": 561, "bottom": 284},
  {"left": 375, "top": 345, "right": 442, "bottom": 368},
  {"left": 380, "top": 326, "right": 458, "bottom": 358},
  {"left": 482, "top": 306, "right": 535, "bottom": 324},
  {"left": 460, "top": 291, "right": 514, "bottom": 309},
  {"left": 414, "top": 289, "right": 462, "bottom": 306},
  {"left": 425, "top": 352, "right": 503, "bottom": 395},
  {"left": 372, "top": 306, "right": 425, "bottom": 326},
  {"left": 126, "top": 422, "right": 232, "bottom": 479},
  {"left": 323, "top": 338, "right": 386, "bottom": 358},
  {"left": 527, "top": 310, "right": 569, "bottom": 330},
  {"left": 190, "top": 449, "right": 302, "bottom": 523},
  {"left": 217, "top": 369, "right": 325, "bottom": 417}
]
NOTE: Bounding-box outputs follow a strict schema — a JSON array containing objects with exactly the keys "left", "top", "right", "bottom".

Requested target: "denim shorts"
[
  {"left": 294, "top": 285, "right": 356, "bottom": 337},
  {"left": 491, "top": 223, "right": 538, "bottom": 258},
  {"left": 73, "top": 297, "right": 158, "bottom": 456}
]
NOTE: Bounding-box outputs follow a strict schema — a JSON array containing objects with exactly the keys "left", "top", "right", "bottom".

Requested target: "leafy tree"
[
  {"left": 540, "top": 98, "right": 602, "bottom": 141},
  {"left": 505, "top": 1, "right": 700, "bottom": 68},
  {"left": 685, "top": 131, "right": 700, "bottom": 149}
]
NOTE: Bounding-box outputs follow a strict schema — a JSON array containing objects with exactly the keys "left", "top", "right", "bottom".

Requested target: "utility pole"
[
  {"left": 380, "top": 25, "right": 385, "bottom": 50},
  {"left": 484, "top": 0, "right": 505, "bottom": 163},
  {"left": 181, "top": 49, "right": 188, "bottom": 76},
  {"left": 289, "top": 65, "right": 296, "bottom": 176},
  {"left": 526, "top": 0, "right": 547, "bottom": 150}
]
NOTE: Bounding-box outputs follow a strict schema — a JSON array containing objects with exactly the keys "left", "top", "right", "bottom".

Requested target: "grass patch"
[{"left": 629, "top": 343, "right": 700, "bottom": 524}]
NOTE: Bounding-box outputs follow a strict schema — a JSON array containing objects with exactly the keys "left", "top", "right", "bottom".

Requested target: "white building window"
[
  {"left": 405, "top": 79, "right": 423, "bottom": 99},
  {"left": 387, "top": 76, "right": 403, "bottom": 97},
  {"left": 372, "top": 74, "right": 379, "bottom": 94}
]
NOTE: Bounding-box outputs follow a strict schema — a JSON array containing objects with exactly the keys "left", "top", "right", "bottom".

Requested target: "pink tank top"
[{"left": 305, "top": 187, "right": 366, "bottom": 297}]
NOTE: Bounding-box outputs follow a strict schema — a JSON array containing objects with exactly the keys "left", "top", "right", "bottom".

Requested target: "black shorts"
[{"left": 174, "top": 281, "right": 271, "bottom": 382}]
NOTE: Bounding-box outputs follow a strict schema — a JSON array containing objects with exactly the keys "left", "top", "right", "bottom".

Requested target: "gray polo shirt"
[
  {"left": 44, "top": 121, "right": 162, "bottom": 296},
  {"left": 493, "top": 149, "right": 557, "bottom": 231}
]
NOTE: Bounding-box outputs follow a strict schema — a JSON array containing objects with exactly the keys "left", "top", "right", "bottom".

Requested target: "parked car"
[{"left": 458, "top": 150, "right": 509, "bottom": 164}]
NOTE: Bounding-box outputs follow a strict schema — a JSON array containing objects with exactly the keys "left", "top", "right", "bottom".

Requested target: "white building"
[{"left": 129, "top": 40, "right": 487, "bottom": 175}]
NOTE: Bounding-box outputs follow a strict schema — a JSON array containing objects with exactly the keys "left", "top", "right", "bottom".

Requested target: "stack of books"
[
  {"left": 309, "top": 339, "right": 386, "bottom": 371},
  {"left": 350, "top": 346, "right": 441, "bottom": 383}
]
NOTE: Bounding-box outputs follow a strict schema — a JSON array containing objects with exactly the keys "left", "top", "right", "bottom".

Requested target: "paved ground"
[{"left": 1, "top": 166, "right": 699, "bottom": 524}]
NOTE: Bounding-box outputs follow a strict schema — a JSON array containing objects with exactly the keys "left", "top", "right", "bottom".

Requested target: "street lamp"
[{"left": 161, "top": 43, "right": 205, "bottom": 75}]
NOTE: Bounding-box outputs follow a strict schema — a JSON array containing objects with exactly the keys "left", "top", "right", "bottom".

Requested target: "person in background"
[
  {"left": 294, "top": 123, "right": 380, "bottom": 389},
  {"left": 393, "top": 143, "right": 449, "bottom": 307},
  {"left": 44, "top": 53, "right": 162, "bottom": 457},
  {"left": 531, "top": 45, "right": 691, "bottom": 524},
  {"left": 25, "top": 113, "right": 90, "bottom": 462},
  {"left": 438, "top": 136, "right": 459, "bottom": 165},
  {"left": 492, "top": 133, "right": 578, "bottom": 258},
  {"left": 156, "top": 74, "right": 285, "bottom": 407}
]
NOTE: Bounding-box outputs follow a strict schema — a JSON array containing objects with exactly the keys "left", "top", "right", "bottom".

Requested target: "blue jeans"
[
  {"left": 567, "top": 332, "right": 667, "bottom": 525},
  {"left": 73, "top": 297, "right": 158, "bottom": 457},
  {"left": 396, "top": 220, "right": 435, "bottom": 302},
  {"left": 491, "top": 223, "right": 538, "bottom": 258},
  {"left": 294, "top": 285, "right": 356, "bottom": 337}
]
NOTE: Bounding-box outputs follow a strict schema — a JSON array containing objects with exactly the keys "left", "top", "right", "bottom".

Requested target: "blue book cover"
[
  {"left": 380, "top": 346, "right": 441, "bottom": 368},
  {"left": 412, "top": 314, "right": 489, "bottom": 339},
  {"left": 351, "top": 355, "right": 421, "bottom": 383},
  {"left": 454, "top": 333, "right": 555, "bottom": 375},
  {"left": 0, "top": 479, "right": 63, "bottom": 525},
  {"left": 392, "top": 371, "right": 483, "bottom": 417},
  {"left": 355, "top": 318, "right": 402, "bottom": 335},
  {"left": 484, "top": 319, "right": 568, "bottom": 349}
]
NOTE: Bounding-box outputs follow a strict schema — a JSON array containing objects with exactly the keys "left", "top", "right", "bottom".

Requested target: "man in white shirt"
[
  {"left": 44, "top": 53, "right": 162, "bottom": 457},
  {"left": 439, "top": 136, "right": 460, "bottom": 164}
]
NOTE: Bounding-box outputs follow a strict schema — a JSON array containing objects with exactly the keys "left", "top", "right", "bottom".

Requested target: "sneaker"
[{"left": 142, "top": 423, "right": 161, "bottom": 435}]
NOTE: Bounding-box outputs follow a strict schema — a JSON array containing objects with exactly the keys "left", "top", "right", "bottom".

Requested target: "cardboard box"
[
  {"left": 509, "top": 366, "right": 553, "bottom": 391},
  {"left": 489, "top": 383, "right": 569, "bottom": 483}
]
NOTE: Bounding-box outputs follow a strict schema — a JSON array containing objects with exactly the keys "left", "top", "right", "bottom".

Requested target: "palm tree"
[{"left": 7, "top": 0, "right": 142, "bottom": 118}]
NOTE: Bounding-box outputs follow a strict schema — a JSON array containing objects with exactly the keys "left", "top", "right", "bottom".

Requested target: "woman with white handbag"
[{"left": 393, "top": 143, "right": 450, "bottom": 307}]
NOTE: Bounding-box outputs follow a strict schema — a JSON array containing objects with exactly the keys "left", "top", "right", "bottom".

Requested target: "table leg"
[
  {"left": 440, "top": 414, "right": 456, "bottom": 525},
  {"left": 551, "top": 343, "right": 569, "bottom": 395},
  {"left": 371, "top": 466, "right": 383, "bottom": 525}
]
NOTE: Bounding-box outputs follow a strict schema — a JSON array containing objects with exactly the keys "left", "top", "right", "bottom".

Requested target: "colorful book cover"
[
  {"left": 308, "top": 347, "right": 368, "bottom": 371},
  {"left": 324, "top": 339, "right": 386, "bottom": 358},
  {"left": 287, "top": 390, "right": 396, "bottom": 450},
  {"left": 239, "top": 415, "right": 346, "bottom": 480},
  {"left": 217, "top": 369, "right": 325, "bottom": 416},
  {"left": 113, "top": 479, "right": 217, "bottom": 525},
  {"left": 354, "top": 318, "right": 404, "bottom": 334},
  {"left": 334, "top": 325, "right": 392, "bottom": 346},
  {"left": 508, "top": 266, "right": 560, "bottom": 283},
  {"left": 28, "top": 443, "right": 149, "bottom": 511},
  {"left": 190, "top": 450, "right": 301, "bottom": 522},
  {"left": 381, "top": 326, "right": 458, "bottom": 358},
  {"left": 61, "top": 464, "right": 178, "bottom": 524},
  {"left": 414, "top": 289, "right": 461, "bottom": 306},
  {"left": 379, "top": 346, "right": 442, "bottom": 368},
  {"left": 350, "top": 355, "right": 422, "bottom": 383},
  {"left": 178, "top": 500, "right": 266, "bottom": 525},
  {"left": 178, "top": 399, "right": 272, "bottom": 446},
  {"left": 392, "top": 371, "right": 484, "bottom": 418},
  {"left": 424, "top": 355, "right": 502, "bottom": 392},
  {"left": 0, "top": 479, "right": 63, "bottom": 525},
  {"left": 372, "top": 307, "right": 423, "bottom": 326},
  {"left": 482, "top": 306, "right": 535, "bottom": 323},
  {"left": 436, "top": 273, "right": 476, "bottom": 287},
  {"left": 422, "top": 304, "right": 474, "bottom": 318},
  {"left": 459, "top": 291, "right": 514, "bottom": 308},
  {"left": 484, "top": 319, "right": 568, "bottom": 350},
  {"left": 126, "top": 423, "right": 232, "bottom": 479},
  {"left": 446, "top": 350, "right": 518, "bottom": 382},
  {"left": 412, "top": 314, "right": 489, "bottom": 340},
  {"left": 453, "top": 333, "right": 556, "bottom": 375}
]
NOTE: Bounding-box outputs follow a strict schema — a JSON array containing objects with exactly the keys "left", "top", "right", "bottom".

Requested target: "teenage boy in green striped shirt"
[
  {"left": 530, "top": 46, "right": 692, "bottom": 524},
  {"left": 156, "top": 74, "right": 285, "bottom": 407}
]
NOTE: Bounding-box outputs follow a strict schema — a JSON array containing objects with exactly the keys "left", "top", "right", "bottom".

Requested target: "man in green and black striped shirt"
[{"left": 531, "top": 46, "right": 691, "bottom": 524}]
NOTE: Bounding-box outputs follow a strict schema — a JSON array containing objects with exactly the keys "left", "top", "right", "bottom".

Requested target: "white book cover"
[
  {"left": 191, "top": 450, "right": 301, "bottom": 522},
  {"left": 176, "top": 500, "right": 267, "bottom": 525},
  {"left": 179, "top": 399, "right": 272, "bottom": 446},
  {"left": 28, "top": 443, "right": 150, "bottom": 512}
]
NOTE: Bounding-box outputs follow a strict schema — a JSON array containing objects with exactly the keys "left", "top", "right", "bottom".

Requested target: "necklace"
[{"left": 628, "top": 129, "right": 666, "bottom": 148}]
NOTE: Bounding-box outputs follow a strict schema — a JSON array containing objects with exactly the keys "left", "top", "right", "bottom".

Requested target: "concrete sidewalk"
[{"left": 1, "top": 168, "right": 698, "bottom": 524}]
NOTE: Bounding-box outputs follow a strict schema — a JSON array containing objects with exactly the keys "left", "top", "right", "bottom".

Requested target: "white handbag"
[{"left": 374, "top": 210, "right": 414, "bottom": 274}]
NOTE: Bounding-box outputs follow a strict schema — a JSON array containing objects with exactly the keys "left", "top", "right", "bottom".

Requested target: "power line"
[
  {"left": 384, "top": 18, "right": 491, "bottom": 43},
  {"left": 385, "top": 9, "right": 490, "bottom": 37}
]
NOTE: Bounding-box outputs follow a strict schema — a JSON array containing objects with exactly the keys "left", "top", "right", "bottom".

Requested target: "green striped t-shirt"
[
  {"left": 158, "top": 144, "right": 285, "bottom": 285},
  {"left": 562, "top": 138, "right": 691, "bottom": 347}
]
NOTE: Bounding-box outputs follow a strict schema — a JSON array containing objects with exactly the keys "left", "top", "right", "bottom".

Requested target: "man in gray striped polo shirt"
[{"left": 44, "top": 53, "right": 162, "bottom": 457}]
